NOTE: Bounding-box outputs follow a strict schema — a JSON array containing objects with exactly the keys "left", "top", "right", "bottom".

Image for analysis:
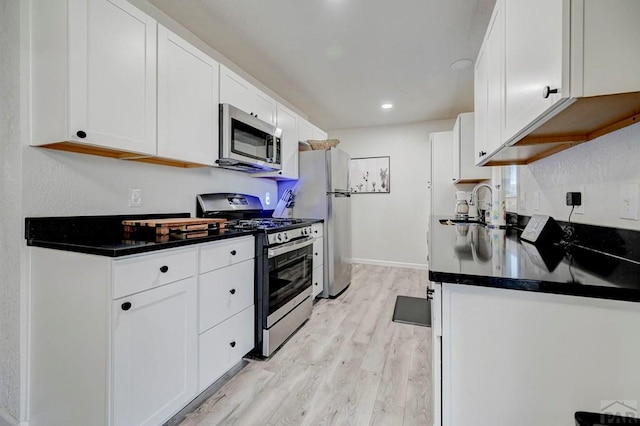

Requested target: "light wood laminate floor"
[{"left": 180, "top": 264, "right": 433, "bottom": 426}]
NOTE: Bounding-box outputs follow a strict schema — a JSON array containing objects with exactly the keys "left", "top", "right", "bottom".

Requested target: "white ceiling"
[{"left": 149, "top": 0, "right": 496, "bottom": 131}]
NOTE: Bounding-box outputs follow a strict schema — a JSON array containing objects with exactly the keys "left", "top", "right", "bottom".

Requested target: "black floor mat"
[{"left": 392, "top": 296, "right": 431, "bottom": 327}]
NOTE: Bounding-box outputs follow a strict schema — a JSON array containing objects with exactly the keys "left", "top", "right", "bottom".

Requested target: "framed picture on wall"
[{"left": 349, "top": 156, "right": 390, "bottom": 193}]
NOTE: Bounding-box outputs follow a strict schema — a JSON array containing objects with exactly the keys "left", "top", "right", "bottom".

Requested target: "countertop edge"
[
  {"left": 26, "top": 230, "right": 258, "bottom": 257},
  {"left": 428, "top": 270, "right": 640, "bottom": 303}
]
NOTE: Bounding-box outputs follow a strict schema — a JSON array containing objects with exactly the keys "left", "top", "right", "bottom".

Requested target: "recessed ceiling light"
[
  {"left": 381, "top": 103, "right": 393, "bottom": 109},
  {"left": 450, "top": 59, "right": 473, "bottom": 71}
]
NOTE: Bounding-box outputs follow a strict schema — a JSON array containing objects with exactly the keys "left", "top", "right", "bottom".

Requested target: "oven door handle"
[{"left": 268, "top": 237, "right": 314, "bottom": 258}]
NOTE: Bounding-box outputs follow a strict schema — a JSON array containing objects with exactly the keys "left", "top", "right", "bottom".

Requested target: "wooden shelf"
[
  {"left": 34, "top": 141, "right": 210, "bottom": 168},
  {"left": 484, "top": 91, "right": 640, "bottom": 166}
]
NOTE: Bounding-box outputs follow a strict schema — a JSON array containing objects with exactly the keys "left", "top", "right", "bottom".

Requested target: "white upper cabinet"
[
  {"left": 252, "top": 103, "right": 299, "bottom": 180},
  {"left": 477, "top": 0, "right": 640, "bottom": 166},
  {"left": 474, "top": 0, "right": 504, "bottom": 167},
  {"left": 254, "top": 91, "right": 278, "bottom": 127},
  {"left": 31, "top": 0, "right": 157, "bottom": 156},
  {"left": 298, "top": 117, "right": 314, "bottom": 143},
  {"left": 503, "top": 0, "right": 564, "bottom": 143},
  {"left": 157, "top": 25, "right": 219, "bottom": 166},
  {"left": 219, "top": 64, "right": 277, "bottom": 126},
  {"left": 452, "top": 113, "right": 492, "bottom": 183}
]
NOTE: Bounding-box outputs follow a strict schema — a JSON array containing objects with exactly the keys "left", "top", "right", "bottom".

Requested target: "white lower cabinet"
[
  {"left": 311, "top": 224, "right": 325, "bottom": 298},
  {"left": 431, "top": 282, "right": 442, "bottom": 426},
  {"left": 112, "top": 277, "right": 197, "bottom": 426},
  {"left": 198, "top": 305, "right": 255, "bottom": 393},
  {"left": 29, "top": 235, "right": 256, "bottom": 426},
  {"left": 197, "top": 239, "right": 255, "bottom": 392},
  {"left": 436, "top": 282, "right": 640, "bottom": 426},
  {"left": 199, "top": 259, "right": 254, "bottom": 332}
]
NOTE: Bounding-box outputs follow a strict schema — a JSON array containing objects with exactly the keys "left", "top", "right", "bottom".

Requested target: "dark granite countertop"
[
  {"left": 428, "top": 216, "right": 640, "bottom": 303},
  {"left": 25, "top": 214, "right": 322, "bottom": 257}
]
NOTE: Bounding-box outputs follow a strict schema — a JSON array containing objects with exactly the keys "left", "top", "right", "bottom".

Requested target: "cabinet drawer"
[
  {"left": 311, "top": 222, "right": 323, "bottom": 238},
  {"left": 312, "top": 265, "right": 324, "bottom": 298},
  {"left": 198, "top": 305, "right": 254, "bottom": 392},
  {"left": 199, "top": 259, "right": 254, "bottom": 333},
  {"left": 199, "top": 236, "right": 254, "bottom": 274},
  {"left": 312, "top": 237, "right": 324, "bottom": 267},
  {"left": 113, "top": 247, "right": 197, "bottom": 299}
]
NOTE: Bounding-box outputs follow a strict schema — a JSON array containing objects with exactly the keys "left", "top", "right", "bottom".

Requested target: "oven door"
[{"left": 266, "top": 237, "right": 313, "bottom": 328}]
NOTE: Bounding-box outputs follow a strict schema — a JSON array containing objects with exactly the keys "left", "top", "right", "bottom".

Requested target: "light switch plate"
[{"left": 620, "top": 183, "right": 638, "bottom": 220}]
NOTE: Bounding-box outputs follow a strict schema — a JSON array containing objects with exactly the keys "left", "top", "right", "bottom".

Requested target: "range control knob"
[
  {"left": 276, "top": 233, "right": 283, "bottom": 242},
  {"left": 283, "top": 232, "right": 290, "bottom": 242}
]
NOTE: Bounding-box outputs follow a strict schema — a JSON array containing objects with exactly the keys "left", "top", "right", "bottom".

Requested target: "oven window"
[
  {"left": 268, "top": 245, "right": 312, "bottom": 316},
  {"left": 231, "top": 119, "right": 276, "bottom": 162}
]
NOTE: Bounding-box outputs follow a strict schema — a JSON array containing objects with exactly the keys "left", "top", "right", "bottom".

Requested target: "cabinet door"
[
  {"left": 199, "top": 236, "right": 255, "bottom": 274},
  {"left": 451, "top": 116, "right": 461, "bottom": 183},
  {"left": 198, "top": 305, "right": 255, "bottom": 392},
  {"left": 503, "top": 0, "right": 565, "bottom": 142},
  {"left": 219, "top": 64, "right": 254, "bottom": 114},
  {"left": 474, "top": 43, "right": 489, "bottom": 166},
  {"left": 486, "top": 3, "right": 505, "bottom": 158},
  {"left": 430, "top": 131, "right": 455, "bottom": 216},
  {"left": 68, "top": 0, "right": 156, "bottom": 155},
  {"left": 298, "top": 118, "right": 314, "bottom": 143},
  {"left": 276, "top": 104, "right": 299, "bottom": 179},
  {"left": 313, "top": 236, "right": 324, "bottom": 267},
  {"left": 441, "top": 283, "right": 640, "bottom": 425},
  {"left": 456, "top": 112, "right": 492, "bottom": 182},
  {"left": 199, "top": 259, "right": 255, "bottom": 333},
  {"left": 254, "top": 90, "right": 277, "bottom": 126},
  {"left": 431, "top": 283, "right": 442, "bottom": 426},
  {"left": 157, "top": 25, "right": 219, "bottom": 165},
  {"left": 475, "top": 0, "right": 504, "bottom": 166},
  {"left": 112, "top": 277, "right": 197, "bottom": 426}
]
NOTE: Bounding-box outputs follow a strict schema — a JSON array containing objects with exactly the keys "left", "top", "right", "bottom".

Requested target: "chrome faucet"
[{"left": 470, "top": 183, "right": 492, "bottom": 221}]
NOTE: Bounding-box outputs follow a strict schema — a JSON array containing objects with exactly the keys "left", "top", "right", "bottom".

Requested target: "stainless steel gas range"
[{"left": 196, "top": 193, "right": 317, "bottom": 357}]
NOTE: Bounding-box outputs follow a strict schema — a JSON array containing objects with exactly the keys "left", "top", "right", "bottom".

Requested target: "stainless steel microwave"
[{"left": 217, "top": 103, "right": 282, "bottom": 173}]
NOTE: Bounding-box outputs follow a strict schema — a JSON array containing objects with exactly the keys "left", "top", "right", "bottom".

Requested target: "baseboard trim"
[
  {"left": 0, "top": 409, "right": 18, "bottom": 426},
  {"left": 352, "top": 258, "right": 429, "bottom": 270}
]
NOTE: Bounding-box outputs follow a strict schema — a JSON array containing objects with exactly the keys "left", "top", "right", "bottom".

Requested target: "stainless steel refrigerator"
[{"left": 294, "top": 148, "right": 352, "bottom": 297}]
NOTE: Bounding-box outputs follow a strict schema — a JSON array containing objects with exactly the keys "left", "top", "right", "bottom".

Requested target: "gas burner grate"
[{"left": 226, "top": 218, "right": 307, "bottom": 231}]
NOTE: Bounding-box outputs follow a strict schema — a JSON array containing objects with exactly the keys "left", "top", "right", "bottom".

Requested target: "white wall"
[
  {"left": 518, "top": 121, "right": 640, "bottom": 230},
  {"left": 331, "top": 120, "right": 454, "bottom": 269},
  {"left": 0, "top": 0, "right": 23, "bottom": 423},
  {"left": 22, "top": 148, "right": 277, "bottom": 217}
]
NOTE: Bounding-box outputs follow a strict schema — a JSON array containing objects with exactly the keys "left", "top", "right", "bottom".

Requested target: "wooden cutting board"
[{"left": 122, "top": 218, "right": 226, "bottom": 235}]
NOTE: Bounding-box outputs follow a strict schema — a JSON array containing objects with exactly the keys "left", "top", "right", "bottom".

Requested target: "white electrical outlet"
[
  {"left": 575, "top": 186, "right": 585, "bottom": 215},
  {"left": 534, "top": 191, "right": 540, "bottom": 211},
  {"left": 620, "top": 183, "right": 638, "bottom": 220},
  {"left": 129, "top": 188, "right": 143, "bottom": 207},
  {"left": 519, "top": 192, "right": 527, "bottom": 211}
]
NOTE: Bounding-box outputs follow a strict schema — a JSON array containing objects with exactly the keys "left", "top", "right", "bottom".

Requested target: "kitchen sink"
[{"left": 439, "top": 218, "right": 485, "bottom": 226}]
